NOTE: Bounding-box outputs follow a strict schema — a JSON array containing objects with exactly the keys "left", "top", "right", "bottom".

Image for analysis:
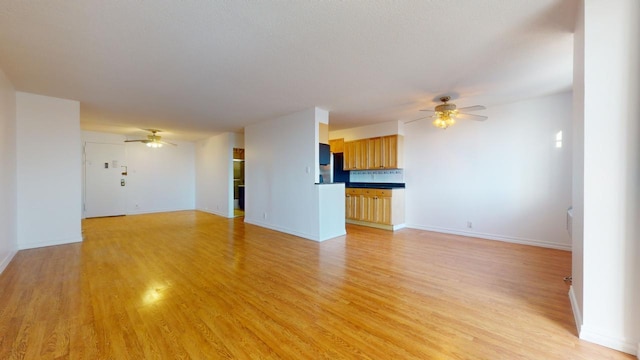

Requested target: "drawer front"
[
  {"left": 376, "top": 189, "right": 392, "bottom": 197},
  {"left": 361, "top": 189, "right": 376, "bottom": 196},
  {"left": 346, "top": 188, "right": 397, "bottom": 197}
]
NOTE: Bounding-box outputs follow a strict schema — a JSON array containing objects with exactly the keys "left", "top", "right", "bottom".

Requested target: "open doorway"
[{"left": 233, "top": 148, "right": 245, "bottom": 217}]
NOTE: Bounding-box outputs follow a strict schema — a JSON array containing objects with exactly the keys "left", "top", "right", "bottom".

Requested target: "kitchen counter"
[{"left": 346, "top": 182, "right": 405, "bottom": 189}]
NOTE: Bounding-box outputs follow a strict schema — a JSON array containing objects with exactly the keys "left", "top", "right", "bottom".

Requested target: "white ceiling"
[{"left": 0, "top": 0, "right": 576, "bottom": 141}]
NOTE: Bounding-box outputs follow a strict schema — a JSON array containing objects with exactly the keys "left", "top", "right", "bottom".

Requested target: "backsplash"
[{"left": 350, "top": 169, "right": 404, "bottom": 183}]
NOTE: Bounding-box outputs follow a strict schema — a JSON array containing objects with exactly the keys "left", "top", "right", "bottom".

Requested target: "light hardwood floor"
[{"left": 0, "top": 211, "right": 633, "bottom": 359}]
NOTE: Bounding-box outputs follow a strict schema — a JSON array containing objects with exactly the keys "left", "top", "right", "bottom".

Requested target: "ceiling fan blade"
[
  {"left": 419, "top": 109, "right": 435, "bottom": 113},
  {"left": 457, "top": 113, "right": 488, "bottom": 121},
  {"left": 405, "top": 116, "right": 432, "bottom": 124},
  {"left": 457, "top": 105, "right": 486, "bottom": 112},
  {"left": 159, "top": 140, "right": 177, "bottom": 146},
  {"left": 124, "top": 139, "right": 149, "bottom": 143}
]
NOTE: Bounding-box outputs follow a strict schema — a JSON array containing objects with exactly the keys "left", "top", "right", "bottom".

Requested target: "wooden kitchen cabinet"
[
  {"left": 367, "top": 137, "right": 383, "bottom": 169},
  {"left": 343, "top": 141, "right": 356, "bottom": 170},
  {"left": 329, "top": 138, "right": 344, "bottom": 153},
  {"left": 343, "top": 135, "right": 403, "bottom": 170},
  {"left": 343, "top": 139, "right": 368, "bottom": 170},
  {"left": 345, "top": 188, "right": 404, "bottom": 230},
  {"left": 374, "top": 189, "right": 393, "bottom": 225},
  {"left": 346, "top": 188, "right": 363, "bottom": 220},
  {"left": 382, "top": 135, "right": 403, "bottom": 169}
]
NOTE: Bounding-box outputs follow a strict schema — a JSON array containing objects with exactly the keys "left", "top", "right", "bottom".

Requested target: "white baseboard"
[
  {"left": 0, "top": 249, "right": 18, "bottom": 275},
  {"left": 637, "top": 343, "right": 639, "bottom": 359},
  {"left": 244, "top": 218, "right": 320, "bottom": 242},
  {"left": 405, "top": 224, "right": 572, "bottom": 251},
  {"left": 195, "top": 208, "right": 233, "bottom": 218},
  {"left": 580, "top": 325, "right": 637, "bottom": 356},
  {"left": 568, "top": 286, "right": 582, "bottom": 335},
  {"left": 19, "top": 235, "right": 83, "bottom": 250},
  {"left": 392, "top": 224, "right": 406, "bottom": 231},
  {"left": 126, "top": 207, "right": 194, "bottom": 216}
]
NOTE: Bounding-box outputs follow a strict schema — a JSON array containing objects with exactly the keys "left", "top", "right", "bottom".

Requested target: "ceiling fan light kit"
[{"left": 432, "top": 114, "right": 455, "bottom": 129}]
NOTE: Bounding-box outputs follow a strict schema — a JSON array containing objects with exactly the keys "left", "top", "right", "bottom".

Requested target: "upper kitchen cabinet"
[
  {"left": 382, "top": 135, "right": 402, "bottom": 169},
  {"left": 329, "top": 138, "right": 344, "bottom": 153},
  {"left": 343, "top": 138, "right": 367, "bottom": 170},
  {"left": 343, "top": 135, "right": 403, "bottom": 170}
]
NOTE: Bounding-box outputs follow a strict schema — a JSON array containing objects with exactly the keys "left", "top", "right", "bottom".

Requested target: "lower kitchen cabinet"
[{"left": 345, "top": 188, "right": 405, "bottom": 230}]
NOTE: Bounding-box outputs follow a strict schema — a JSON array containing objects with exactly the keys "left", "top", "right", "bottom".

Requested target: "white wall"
[
  {"left": 330, "top": 120, "right": 404, "bottom": 141},
  {"left": 404, "top": 92, "right": 573, "bottom": 250},
  {"left": 125, "top": 140, "right": 195, "bottom": 214},
  {"left": 17, "top": 92, "right": 82, "bottom": 249},
  {"left": 575, "top": 0, "right": 640, "bottom": 355},
  {"left": 195, "top": 132, "right": 233, "bottom": 217},
  {"left": 0, "top": 68, "right": 17, "bottom": 272},
  {"left": 81, "top": 130, "right": 195, "bottom": 216},
  {"left": 232, "top": 132, "right": 244, "bottom": 148},
  {"left": 244, "top": 108, "right": 320, "bottom": 240}
]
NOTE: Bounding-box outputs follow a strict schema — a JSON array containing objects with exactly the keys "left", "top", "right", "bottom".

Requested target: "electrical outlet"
[{"left": 467, "top": 221, "right": 473, "bottom": 228}]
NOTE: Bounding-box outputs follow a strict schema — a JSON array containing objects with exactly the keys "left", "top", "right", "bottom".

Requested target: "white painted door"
[{"left": 84, "top": 142, "right": 126, "bottom": 218}]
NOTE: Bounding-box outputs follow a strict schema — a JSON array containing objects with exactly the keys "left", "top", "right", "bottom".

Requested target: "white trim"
[
  {"left": 19, "top": 235, "right": 83, "bottom": 250},
  {"left": 244, "top": 218, "right": 321, "bottom": 242},
  {"left": 405, "top": 224, "right": 572, "bottom": 250},
  {"left": 568, "top": 286, "right": 582, "bottom": 335},
  {"left": 126, "top": 207, "right": 194, "bottom": 216},
  {"left": 0, "top": 249, "right": 18, "bottom": 275},
  {"left": 637, "top": 343, "right": 639, "bottom": 360},
  {"left": 195, "top": 207, "right": 233, "bottom": 219},
  {"left": 580, "top": 325, "right": 637, "bottom": 356}
]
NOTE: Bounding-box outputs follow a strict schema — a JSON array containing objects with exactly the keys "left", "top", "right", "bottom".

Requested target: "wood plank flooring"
[{"left": 0, "top": 211, "right": 634, "bottom": 359}]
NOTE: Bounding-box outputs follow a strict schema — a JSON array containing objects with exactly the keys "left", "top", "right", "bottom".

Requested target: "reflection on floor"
[{"left": 233, "top": 209, "right": 244, "bottom": 217}]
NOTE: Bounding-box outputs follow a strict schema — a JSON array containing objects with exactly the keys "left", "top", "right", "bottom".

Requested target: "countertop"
[{"left": 346, "top": 182, "right": 405, "bottom": 189}]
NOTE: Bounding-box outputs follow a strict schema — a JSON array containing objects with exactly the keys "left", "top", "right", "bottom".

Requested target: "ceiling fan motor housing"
[{"left": 435, "top": 103, "right": 457, "bottom": 113}]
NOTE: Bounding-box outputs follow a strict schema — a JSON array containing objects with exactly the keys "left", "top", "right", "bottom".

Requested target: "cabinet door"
[
  {"left": 382, "top": 135, "right": 398, "bottom": 169},
  {"left": 361, "top": 189, "right": 374, "bottom": 222},
  {"left": 359, "top": 195, "right": 371, "bottom": 222},
  {"left": 344, "top": 141, "right": 356, "bottom": 170},
  {"left": 378, "top": 196, "right": 392, "bottom": 224},
  {"left": 368, "top": 137, "right": 383, "bottom": 169},
  {"left": 345, "top": 193, "right": 353, "bottom": 219},
  {"left": 330, "top": 138, "right": 344, "bottom": 153},
  {"left": 355, "top": 139, "right": 368, "bottom": 170},
  {"left": 354, "top": 194, "right": 364, "bottom": 221}
]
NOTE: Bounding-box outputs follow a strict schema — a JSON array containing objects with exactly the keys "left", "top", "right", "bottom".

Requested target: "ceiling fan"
[
  {"left": 410, "top": 96, "right": 487, "bottom": 129},
  {"left": 124, "top": 129, "right": 177, "bottom": 148}
]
